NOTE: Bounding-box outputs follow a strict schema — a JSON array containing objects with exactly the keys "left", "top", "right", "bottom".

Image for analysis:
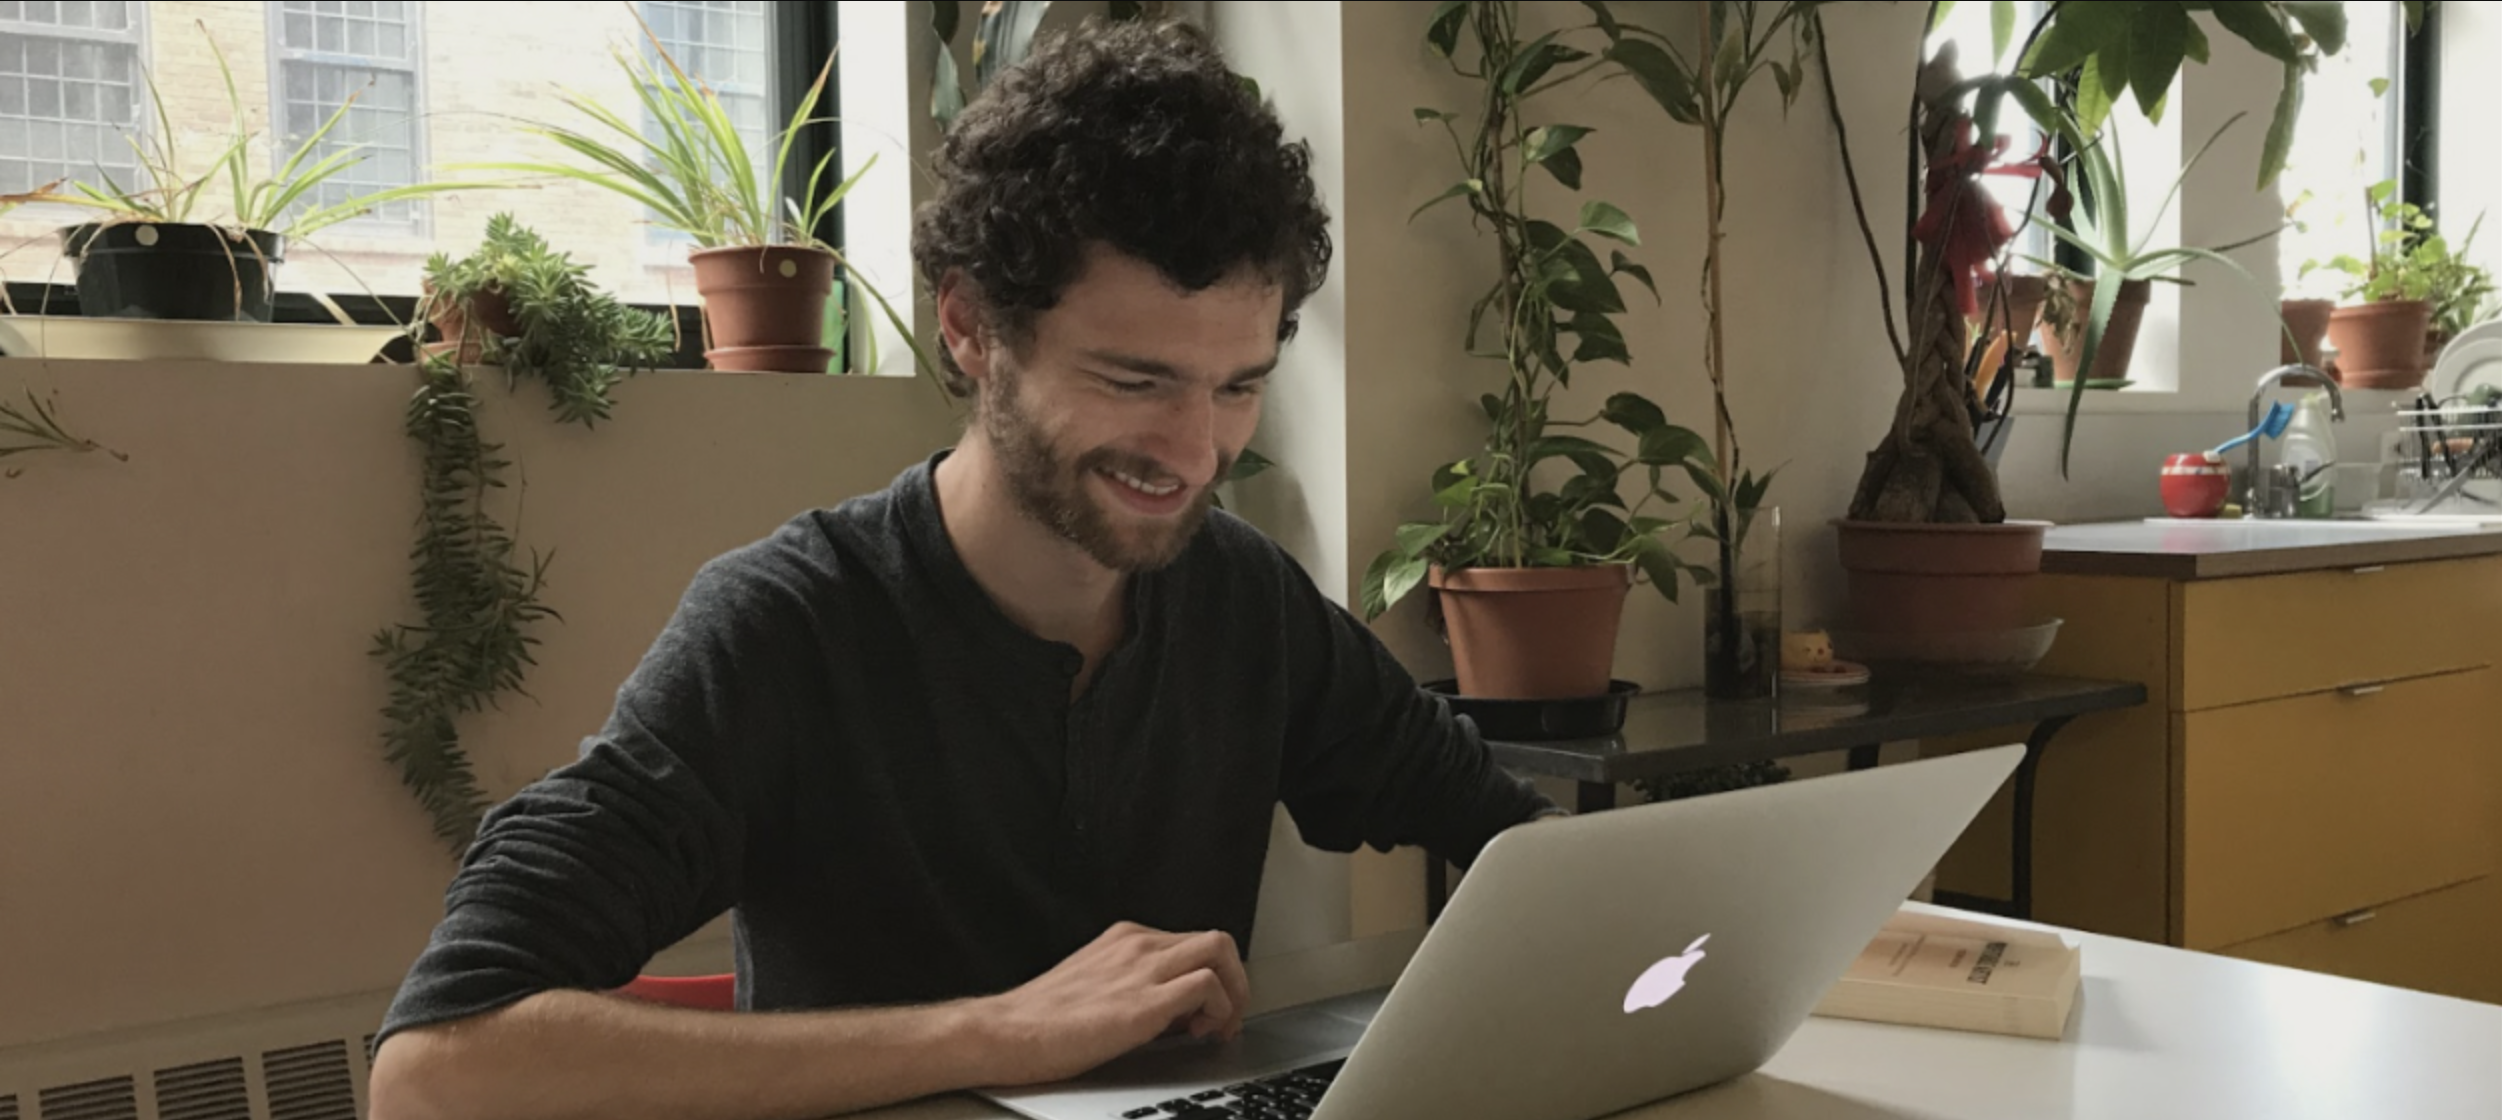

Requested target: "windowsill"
[{"left": 2010, "top": 385, "right": 2242, "bottom": 416}]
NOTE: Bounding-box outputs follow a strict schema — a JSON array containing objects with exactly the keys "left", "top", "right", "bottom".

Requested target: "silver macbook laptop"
[{"left": 976, "top": 744, "right": 2026, "bottom": 1120}]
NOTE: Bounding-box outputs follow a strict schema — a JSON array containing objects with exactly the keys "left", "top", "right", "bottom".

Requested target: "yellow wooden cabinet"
[{"left": 1930, "top": 551, "right": 2502, "bottom": 1006}]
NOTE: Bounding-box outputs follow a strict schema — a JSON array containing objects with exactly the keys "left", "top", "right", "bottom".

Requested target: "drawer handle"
[
  {"left": 2339, "top": 683, "right": 2388, "bottom": 698},
  {"left": 2335, "top": 909, "right": 2379, "bottom": 929},
  {"left": 2351, "top": 565, "right": 2388, "bottom": 575}
]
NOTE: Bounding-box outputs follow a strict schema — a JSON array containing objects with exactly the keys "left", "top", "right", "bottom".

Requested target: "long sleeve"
[
  {"left": 1273, "top": 555, "right": 1558, "bottom": 868},
  {"left": 374, "top": 539, "right": 822, "bottom": 1046}
]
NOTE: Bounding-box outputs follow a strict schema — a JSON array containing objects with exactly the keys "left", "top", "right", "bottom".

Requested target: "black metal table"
[{"left": 1431, "top": 673, "right": 2147, "bottom": 922}]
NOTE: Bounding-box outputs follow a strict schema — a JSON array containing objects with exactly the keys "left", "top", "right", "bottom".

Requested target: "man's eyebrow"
[{"left": 1080, "top": 350, "right": 1278, "bottom": 385}]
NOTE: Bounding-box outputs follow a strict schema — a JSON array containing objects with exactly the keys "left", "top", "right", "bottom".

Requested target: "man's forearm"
[{"left": 369, "top": 989, "right": 1001, "bottom": 1120}]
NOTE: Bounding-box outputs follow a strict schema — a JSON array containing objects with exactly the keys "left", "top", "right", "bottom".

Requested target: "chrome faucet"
[{"left": 2246, "top": 364, "right": 2345, "bottom": 518}]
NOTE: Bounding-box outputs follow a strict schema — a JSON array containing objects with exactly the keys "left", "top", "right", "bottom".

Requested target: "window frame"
[
  {"left": 3, "top": 1, "right": 842, "bottom": 374},
  {"left": 0, "top": 0, "right": 153, "bottom": 204},
  {"left": 264, "top": 0, "right": 433, "bottom": 238}
]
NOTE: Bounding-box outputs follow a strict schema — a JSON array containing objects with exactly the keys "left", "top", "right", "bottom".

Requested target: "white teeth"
[{"left": 1106, "top": 468, "right": 1180, "bottom": 497}]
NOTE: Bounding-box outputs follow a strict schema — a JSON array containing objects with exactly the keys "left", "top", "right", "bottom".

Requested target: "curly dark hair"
[{"left": 911, "top": 18, "right": 1334, "bottom": 397}]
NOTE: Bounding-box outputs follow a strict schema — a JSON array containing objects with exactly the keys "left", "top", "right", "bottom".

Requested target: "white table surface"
[{"left": 852, "top": 905, "right": 2502, "bottom": 1120}]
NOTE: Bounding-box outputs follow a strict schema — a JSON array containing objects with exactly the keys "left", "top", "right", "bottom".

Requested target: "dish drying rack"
[{"left": 2379, "top": 401, "right": 2502, "bottom": 518}]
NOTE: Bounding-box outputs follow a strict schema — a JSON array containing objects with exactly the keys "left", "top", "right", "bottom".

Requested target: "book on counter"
[{"left": 1810, "top": 906, "right": 2081, "bottom": 1041}]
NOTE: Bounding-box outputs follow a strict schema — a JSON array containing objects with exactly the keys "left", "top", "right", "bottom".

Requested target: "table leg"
[
  {"left": 2010, "top": 715, "right": 2073, "bottom": 923},
  {"left": 1426, "top": 859, "right": 1448, "bottom": 923},
  {"left": 1578, "top": 781, "right": 1618, "bottom": 814},
  {"left": 1847, "top": 744, "right": 1881, "bottom": 771}
]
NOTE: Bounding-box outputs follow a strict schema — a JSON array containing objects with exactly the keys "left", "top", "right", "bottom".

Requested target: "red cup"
[{"left": 2161, "top": 453, "right": 2232, "bottom": 518}]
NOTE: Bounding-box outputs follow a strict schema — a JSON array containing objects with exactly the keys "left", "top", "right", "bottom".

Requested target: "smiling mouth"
[{"left": 1101, "top": 466, "right": 1183, "bottom": 498}]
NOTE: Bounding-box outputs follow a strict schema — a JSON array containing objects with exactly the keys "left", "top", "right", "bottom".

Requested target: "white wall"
[{"left": 2442, "top": 1, "right": 2502, "bottom": 280}]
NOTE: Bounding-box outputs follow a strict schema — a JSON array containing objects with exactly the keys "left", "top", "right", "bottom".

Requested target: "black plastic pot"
[{"left": 60, "top": 223, "right": 287, "bottom": 322}]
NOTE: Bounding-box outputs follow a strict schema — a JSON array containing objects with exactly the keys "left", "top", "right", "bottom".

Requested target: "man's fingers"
[{"left": 1153, "top": 968, "right": 1234, "bottom": 1039}]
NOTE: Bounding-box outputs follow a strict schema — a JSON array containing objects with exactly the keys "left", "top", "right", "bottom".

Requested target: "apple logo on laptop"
[{"left": 1623, "top": 934, "right": 1712, "bottom": 1014}]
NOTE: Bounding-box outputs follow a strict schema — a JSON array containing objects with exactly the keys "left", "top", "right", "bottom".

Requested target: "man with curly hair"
[{"left": 368, "top": 19, "right": 1558, "bottom": 1120}]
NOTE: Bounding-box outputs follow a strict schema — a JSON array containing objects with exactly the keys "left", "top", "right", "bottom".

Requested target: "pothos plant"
[{"left": 1362, "top": 1, "right": 1737, "bottom": 623}]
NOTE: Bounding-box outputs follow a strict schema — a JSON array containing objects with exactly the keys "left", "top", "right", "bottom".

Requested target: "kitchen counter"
[{"left": 2042, "top": 519, "right": 2502, "bottom": 579}]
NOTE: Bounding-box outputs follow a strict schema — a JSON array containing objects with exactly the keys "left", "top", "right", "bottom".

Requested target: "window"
[
  {"left": 269, "top": 0, "right": 424, "bottom": 231},
  {"left": 2279, "top": 0, "right": 2406, "bottom": 301},
  {"left": 638, "top": 0, "right": 777, "bottom": 248},
  {"left": 0, "top": 0, "right": 146, "bottom": 199},
  {"left": 1925, "top": 1, "right": 2055, "bottom": 269}
]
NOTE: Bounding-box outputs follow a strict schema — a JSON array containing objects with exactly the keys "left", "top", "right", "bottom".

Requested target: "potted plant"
[
  {"left": 1360, "top": 1, "right": 1718, "bottom": 702},
  {"left": 54, "top": 24, "right": 472, "bottom": 322},
  {"left": 493, "top": 22, "right": 919, "bottom": 377},
  {"left": 418, "top": 213, "right": 677, "bottom": 426},
  {"left": 1810, "top": 1, "right": 2348, "bottom": 648},
  {"left": 2310, "top": 181, "right": 2484, "bottom": 389}
]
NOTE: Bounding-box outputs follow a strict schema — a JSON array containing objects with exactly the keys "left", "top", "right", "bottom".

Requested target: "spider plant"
[
  {"left": 476, "top": 13, "right": 931, "bottom": 381},
  {"left": 62, "top": 22, "right": 474, "bottom": 239}
]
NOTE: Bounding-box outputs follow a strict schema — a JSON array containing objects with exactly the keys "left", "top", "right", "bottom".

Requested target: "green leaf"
[
  {"left": 1384, "top": 556, "right": 1429, "bottom": 609},
  {"left": 1638, "top": 425, "right": 1709, "bottom": 467},
  {"left": 1580, "top": 508, "right": 1631, "bottom": 553},
  {"left": 1362, "top": 550, "right": 1423, "bottom": 620},
  {"left": 1681, "top": 460, "right": 1732, "bottom": 507},
  {"left": 1605, "top": 39, "right": 1699, "bottom": 123},
  {"left": 1411, "top": 179, "right": 1482, "bottom": 222},
  {"left": 2006, "top": 76, "right": 2060, "bottom": 134},
  {"left": 1992, "top": 0, "right": 2017, "bottom": 63},
  {"left": 1526, "top": 124, "right": 1594, "bottom": 166},
  {"left": 1602, "top": 392, "right": 1668, "bottom": 436},
  {"left": 2209, "top": 1, "right": 2302, "bottom": 63},
  {"left": 1396, "top": 521, "right": 1452, "bottom": 558},
  {"left": 1580, "top": 0, "right": 1622, "bottom": 41},
  {"left": 2077, "top": 28, "right": 2130, "bottom": 135},
  {"left": 1481, "top": 393, "right": 1506, "bottom": 424},
  {"left": 1435, "top": 476, "right": 1476, "bottom": 508},
  {"left": 1503, "top": 34, "right": 1590, "bottom": 94},
  {"left": 1414, "top": 107, "right": 1457, "bottom": 122},
  {"left": 1636, "top": 541, "right": 1683, "bottom": 604},
  {"left": 2184, "top": 16, "right": 2211, "bottom": 64},
  {"left": 1426, "top": 0, "right": 1469, "bottom": 58},
  {"left": 2129, "top": 3, "right": 2189, "bottom": 122},
  {"left": 2369, "top": 77, "right": 2390, "bottom": 98},
  {"left": 2060, "top": 272, "right": 2127, "bottom": 477},
  {"left": 1546, "top": 239, "right": 1626, "bottom": 314},
  {"left": 2260, "top": 60, "right": 2304, "bottom": 190},
  {"left": 2402, "top": 1, "right": 2424, "bottom": 34},
  {"left": 1564, "top": 473, "right": 1628, "bottom": 512},
  {"left": 2282, "top": 1, "right": 2347, "bottom": 54},
  {"left": 2021, "top": 0, "right": 2135, "bottom": 77},
  {"left": 1929, "top": 1, "right": 1960, "bottom": 32},
  {"left": 1577, "top": 200, "right": 1639, "bottom": 245},
  {"left": 1542, "top": 146, "right": 1586, "bottom": 191},
  {"left": 1531, "top": 434, "right": 1617, "bottom": 463},
  {"left": 1569, "top": 313, "right": 1631, "bottom": 364},
  {"left": 1610, "top": 250, "right": 1659, "bottom": 301}
]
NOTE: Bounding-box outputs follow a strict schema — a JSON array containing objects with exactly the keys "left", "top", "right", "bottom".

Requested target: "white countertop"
[{"left": 853, "top": 906, "right": 2502, "bottom": 1120}]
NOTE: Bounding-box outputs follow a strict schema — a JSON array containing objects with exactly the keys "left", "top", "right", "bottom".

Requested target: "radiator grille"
[
  {"left": 36, "top": 1077, "right": 136, "bottom": 1120},
  {"left": 259, "top": 1044, "right": 355, "bottom": 1120},
  {"left": 2, "top": 1092, "right": 18, "bottom": 1120},
  {"left": 151, "top": 1059, "right": 251, "bottom": 1120}
]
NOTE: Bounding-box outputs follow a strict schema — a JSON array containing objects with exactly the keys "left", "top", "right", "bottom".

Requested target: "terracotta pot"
[
  {"left": 424, "top": 284, "right": 520, "bottom": 365},
  {"left": 691, "top": 245, "right": 836, "bottom": 372},
  {"left": 2278, "top": 298, "right": 2335, "bottom": 368},
  {"left": 2326, "top": 299, "right": 2435, "bottom": 389},
  {"left": 1833, "top": 519, "right": 2049, "bottom": 635},
  {"left": 707, "top": 345, "right": 835, "bottom": 374},
  {"left": 2038, "top": 278, "right": 2153, "bottom": 386},
  {"left": 1985, "top": 275, "right": 2050, "bottom": 350},
  {"left": 1430, "top": 564, "right": 1631, "bottom": 700}
]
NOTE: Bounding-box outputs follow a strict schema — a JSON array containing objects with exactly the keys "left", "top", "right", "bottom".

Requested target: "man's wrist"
[{"left": 926, "top": 995, "right": 1009, "bottom": 1091}]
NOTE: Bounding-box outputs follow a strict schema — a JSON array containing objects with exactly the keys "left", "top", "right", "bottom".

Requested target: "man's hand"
[{"left": 971, "top": 922, "right": 1252, "bottom": 1087}]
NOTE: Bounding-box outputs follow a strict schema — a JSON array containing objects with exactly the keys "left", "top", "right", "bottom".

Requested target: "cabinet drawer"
[
  {"left": 2180, "top": 669, "right": 2501, "bottom": 950},
  {"left": 2177, "top": 557, "right": 2502, "bottom": 711},
  {"left": 2219, "top": 876, "right": 2502, "bottom": 1006}
]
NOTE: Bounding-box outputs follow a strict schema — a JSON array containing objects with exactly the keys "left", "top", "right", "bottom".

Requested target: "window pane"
[
  {"left": 2280, "top": 1, "right": 2402, "bottom": 303},
  {"left": 1, "top": 2, "right": 809, "bottom": 305},
  {"left": 0, "top": 20, "right": 143, "bottom": 198}
]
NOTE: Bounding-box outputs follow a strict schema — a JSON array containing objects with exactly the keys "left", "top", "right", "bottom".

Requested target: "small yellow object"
[{"left": 1783, "top": 631, "right": 1834, "bottom": 671}]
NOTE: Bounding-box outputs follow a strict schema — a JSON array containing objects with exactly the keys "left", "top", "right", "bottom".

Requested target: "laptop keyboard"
[{"left": 1116, "top": 1058, "right": 1345, "bottom": 1119}]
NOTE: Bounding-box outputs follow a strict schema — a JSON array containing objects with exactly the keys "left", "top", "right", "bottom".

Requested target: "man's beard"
[{"left": 982, "top": 360, "right": 1231, "bottom": 574}]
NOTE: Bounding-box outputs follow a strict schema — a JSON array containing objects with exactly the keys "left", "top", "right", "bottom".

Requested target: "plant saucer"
[{"left": 1779, "top": 660, "right": 1872, "bottom": 689}]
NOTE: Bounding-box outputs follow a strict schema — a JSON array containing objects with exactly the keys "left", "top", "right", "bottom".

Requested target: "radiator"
[{"left": 0, "top": 993, "right": 385, "bottom": 1120}]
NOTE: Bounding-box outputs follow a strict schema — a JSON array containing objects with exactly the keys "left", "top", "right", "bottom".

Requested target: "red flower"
[{"left": 1914, "top": 118, "right": 2068, "bottom": 320}]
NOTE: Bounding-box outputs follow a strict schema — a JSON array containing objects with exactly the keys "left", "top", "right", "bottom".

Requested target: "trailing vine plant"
[
  {"left": 1, "top": 389, "right": 126, "bottom": 478},
  {"left": 374, "top": 217, "right": 673, "bottom": 851}
]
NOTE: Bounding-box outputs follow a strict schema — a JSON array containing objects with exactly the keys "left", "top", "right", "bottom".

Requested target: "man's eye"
[
  {"left": 1102, "top": 376, "right": 1156, "bottom": 394},
  {"left": 1223, "top": 381, "right": 1267, "bottom": 399}
]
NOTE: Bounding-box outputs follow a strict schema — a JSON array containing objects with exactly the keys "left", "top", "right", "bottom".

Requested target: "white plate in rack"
[{"left": 0, "top": 315, "right": 404, "bottom": 364}]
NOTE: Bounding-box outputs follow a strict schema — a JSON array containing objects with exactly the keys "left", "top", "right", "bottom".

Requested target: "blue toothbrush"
[{"left": 2210, "top": 401, "right": 2295, "bottom": 457}]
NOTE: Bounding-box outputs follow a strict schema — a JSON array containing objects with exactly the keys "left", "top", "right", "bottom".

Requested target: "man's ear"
[{"left": 936, "top": 272, "right": 994, "bottom": 385}]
